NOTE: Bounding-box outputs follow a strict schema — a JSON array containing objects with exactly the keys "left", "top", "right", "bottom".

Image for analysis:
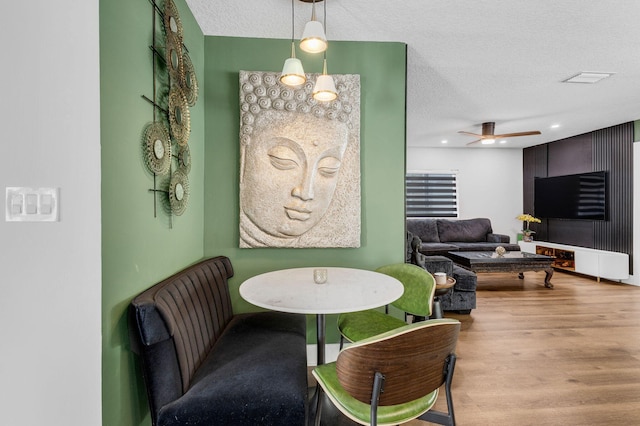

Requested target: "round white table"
[{"left": 240, "top": 267, "right": 404, "bottom": 365}]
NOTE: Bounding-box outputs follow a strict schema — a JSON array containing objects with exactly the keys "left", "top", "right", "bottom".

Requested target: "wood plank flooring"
[
  {"left": 411, "top": 271, "right": 640, "bottom": 425},
  {"left": 311, "top": 270, "right": 640, "bottom": 425}
]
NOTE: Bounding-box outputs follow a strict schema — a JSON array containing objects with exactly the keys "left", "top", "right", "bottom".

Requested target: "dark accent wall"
[{"left": 523, "top": 122, "right": 634, "bottom": 274}]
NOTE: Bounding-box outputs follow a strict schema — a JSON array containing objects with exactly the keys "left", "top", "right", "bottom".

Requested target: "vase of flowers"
[{"left": 516, "top": 214, "right": 541, "bottom": 242}]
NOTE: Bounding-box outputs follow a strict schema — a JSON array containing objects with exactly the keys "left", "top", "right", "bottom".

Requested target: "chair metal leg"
[
  {"left": 419, "top": 353, "right": 457, "bottom": 426},
  {"left": 313, "top": 385, "right": 323, "bottom": 426},
  {"left": 369, "top": 372, "right": 385, "bottom": 426}
]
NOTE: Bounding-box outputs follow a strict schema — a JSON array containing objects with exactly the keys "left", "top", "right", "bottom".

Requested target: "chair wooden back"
[{"left": 335, "top": 319, "right": 460, "bottom": 406}]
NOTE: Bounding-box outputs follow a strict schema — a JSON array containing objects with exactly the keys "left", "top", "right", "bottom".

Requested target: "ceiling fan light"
[
  {"left": 300, "top": 20, "right": 327, "bottom": 53},
  {"left": 481, "top": 138, "right": 496, "bottom": 145}
]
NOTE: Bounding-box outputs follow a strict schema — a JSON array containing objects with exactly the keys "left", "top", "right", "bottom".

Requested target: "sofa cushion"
[
  {"left": 157, "top": 311, "right": 308, "bottom": 426},
  {"left": 450, "top": 242, "right": 521, "bottom": 252},
  {"left": 417, "top": 243, "right": 460, "bottom": 255},
  {"left": 437, "top": 218, "right": 492, "bottom": 243},
  {"left": 487, "top": 233, "right": 509, "bottom": 243},
  {"left": 406, "top": 218, "right": 440, "bottom": 243}
]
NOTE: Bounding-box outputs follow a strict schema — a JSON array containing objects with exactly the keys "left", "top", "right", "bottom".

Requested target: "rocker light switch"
[
  {"left": 10, "top": 194, "right": 23, "bottom": 215},
  {"left": 25, "top": 194, "right": 37, "bottom": 214},
  {"left": 40, "top": 194, "right": 52, "bottom": 214},
  {"left": 5, "top": 187, "right": 59, "bottom": 222}
]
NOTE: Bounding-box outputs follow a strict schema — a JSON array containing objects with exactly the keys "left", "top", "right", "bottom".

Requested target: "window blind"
[{"left": 406, "top": 172, "right": 458, "bottom": 218}]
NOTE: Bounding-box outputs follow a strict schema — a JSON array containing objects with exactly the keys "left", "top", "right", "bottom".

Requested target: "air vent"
[{"left": 562, "top": 72, "right": 615, "bottom": 84}]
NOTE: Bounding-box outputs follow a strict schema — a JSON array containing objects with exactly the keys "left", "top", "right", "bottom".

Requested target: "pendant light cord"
[
  {"left": 323, "top": 0, "right": 327, "bottom": 36},
  {"left": 291, "top": 0, "right": 295, "bottom": 42},
  {"left": 324, "top": 0, "right": 328, "bottom": 63}
]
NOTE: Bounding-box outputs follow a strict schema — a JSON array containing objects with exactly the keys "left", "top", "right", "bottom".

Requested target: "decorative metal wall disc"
[
  {"left": 181, "top": 52, "right": 199, "bottom": 106},
  {"left": 142, "top": 122, "right": 172, "bottom": 175},
  {"left": 168, "top": 85, "right": 191, "bottom": 146},
  {"left": 165, "top": 34, "right": 184, "bottom": 83},
  {"left": 169, "top": 169, "right": 190, "bottom": 216},
  {"left": 177, "top": 144, "right": 191, "bottom": 174},
  {"left": 163, "top": 0, "right": 183, "bottom": 43}
]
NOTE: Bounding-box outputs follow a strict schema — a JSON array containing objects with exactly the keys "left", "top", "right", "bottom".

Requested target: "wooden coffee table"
[{"left": 447, "top": 251, "right": 555, "bottom": 288}]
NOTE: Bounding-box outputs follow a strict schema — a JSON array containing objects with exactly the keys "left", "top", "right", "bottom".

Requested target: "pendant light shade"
[
  {"left": 280, "top": 0, "right": 306, "bottom": 87},
  {"left": 313, "top": 57, "right": 337, "bottom": 101},
  {"left": 300, "top": 1, "right": 327, "bottom": 54},
  {"left": 281, "top": 42, "right": 306, "bottom": 86}
]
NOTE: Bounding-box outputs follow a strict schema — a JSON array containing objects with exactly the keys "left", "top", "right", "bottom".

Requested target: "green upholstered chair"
[
  {"left": 337, "top": 263, "right": 436, "bottom": 347},
  {"left": 313, "top": 319, "right": 460, "bottom": 426}
]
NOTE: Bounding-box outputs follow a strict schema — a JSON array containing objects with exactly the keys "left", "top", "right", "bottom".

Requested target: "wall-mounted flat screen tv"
[{"left": 534, "top": 171, "right": 608, "bottom": 221}]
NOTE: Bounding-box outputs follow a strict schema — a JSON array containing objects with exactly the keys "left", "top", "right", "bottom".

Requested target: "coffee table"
[{"left": 447, "top": 251, "right": 555, "bottom": 288}]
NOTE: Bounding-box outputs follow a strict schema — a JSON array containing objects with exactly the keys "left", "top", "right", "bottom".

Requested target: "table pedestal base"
[{"left": 316, "top": 314, "right": 326, "bottom": 365}]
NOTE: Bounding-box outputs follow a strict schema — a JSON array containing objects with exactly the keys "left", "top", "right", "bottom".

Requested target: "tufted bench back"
[{"left": 129, "top": 256, "right": 235, "bottom": 419}]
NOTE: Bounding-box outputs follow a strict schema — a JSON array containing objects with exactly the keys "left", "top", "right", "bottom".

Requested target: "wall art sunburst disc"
[
  {"left": 181, "top": 51, "right": 198, "bottom": 106},
  {"left": 165, "top": 34, "right": 184, "bottom": 84},
  {"left": 168, "top": 84, "right": 191, "bottom": 146},
  {"left": 177, "top": 144, "right": 191, "bottom": 174},
  {"left": 169, "top": 169, "right": 190, "bottom": 216},
  {"left": 163, "top": 0, "right": 183, "bottom": 43},
  {"left": 142, "top": 122, "right": 172, "bottom": 175}
]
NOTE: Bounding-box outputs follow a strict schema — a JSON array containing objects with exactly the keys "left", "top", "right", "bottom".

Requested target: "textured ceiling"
[{"left": 185, "top": 0, "right": 640, "bottom": 148}]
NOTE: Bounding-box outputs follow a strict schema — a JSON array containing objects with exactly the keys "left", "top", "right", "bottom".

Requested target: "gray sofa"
[
  {"left": 407, "top": 217, "right": 520, "bottom": 255},
  {"left": 407, "top": 232, "right": 477, "bottom": 314}
]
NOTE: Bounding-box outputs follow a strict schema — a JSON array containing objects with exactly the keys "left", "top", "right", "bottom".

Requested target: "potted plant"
[{"left": 516, "top": 214, "right": 541, "bottom": 242}]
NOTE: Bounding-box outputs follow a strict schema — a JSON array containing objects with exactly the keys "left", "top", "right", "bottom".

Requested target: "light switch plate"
[{"left": 5, "top": 187, "right": 60, "bottom": 222}]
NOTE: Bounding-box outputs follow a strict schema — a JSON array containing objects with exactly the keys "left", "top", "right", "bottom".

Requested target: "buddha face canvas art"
[{"left": 238, "top": 71, "right": 361, "bottom": 248}]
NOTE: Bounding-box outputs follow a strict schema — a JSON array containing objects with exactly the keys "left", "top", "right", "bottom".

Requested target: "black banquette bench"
[{"left": 129, "top": 256, "right": 308, "bottom": 425}]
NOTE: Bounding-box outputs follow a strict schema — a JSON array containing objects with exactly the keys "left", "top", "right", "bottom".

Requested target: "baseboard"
[{"left": 306, "top": 343, "right": 342, "bottom": 366}]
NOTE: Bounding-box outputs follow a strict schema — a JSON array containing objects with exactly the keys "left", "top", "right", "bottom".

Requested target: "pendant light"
[
  {"left": 280, "top": 0, "right": 306, "bottom": 87},
  {"left": 312, "top": 0, "right": 337, "bottom": 101},
  {"left": 300, "top": 0, "right": 327, "bottom": 54},
  {"left": 313, "top": 54, "right": 338, "bottom": 101}
]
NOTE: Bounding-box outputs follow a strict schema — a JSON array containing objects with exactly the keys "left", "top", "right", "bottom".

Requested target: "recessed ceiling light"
[
  {"left": 562, "top": 72, "right": 615, "bottom": 84},
  {"left": 550, "top": 124, "right": 560, "bottom": 129},
  {"left": 441, "top": 140, "right": 448, "bottom": 144},
  {"left": 499, "top": 140, "right": 507, "bottom": 144}
]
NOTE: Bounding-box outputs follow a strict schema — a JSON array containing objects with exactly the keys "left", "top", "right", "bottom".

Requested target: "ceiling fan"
[{"left": 459, "top": 122, "right": 541, "bottom": 146}]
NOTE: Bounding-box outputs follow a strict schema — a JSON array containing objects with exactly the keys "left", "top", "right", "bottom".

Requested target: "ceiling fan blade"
[
  {"left": 458, "top": 131, "right": 483, "bottom": 138},
  {"left": 466, "top": 139, "right": 482, "bottom": 146},
  {"left": 493, "top": 131, "right": 541, "bottom": 138}
]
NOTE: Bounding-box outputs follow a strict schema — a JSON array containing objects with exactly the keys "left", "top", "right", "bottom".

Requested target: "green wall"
[
  {"left": 203, "top": 37, "right": 408, "bottom": 343},
  {"left": 100, "top": 0, "right": 205, "bottom": 424},
  {"left": 100, "top": 2, "right": 406, "bottom": 423}
]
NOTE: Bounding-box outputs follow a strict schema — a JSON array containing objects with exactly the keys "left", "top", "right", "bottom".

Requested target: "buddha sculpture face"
[
  {"left": 240, "top": 112, "right": 348, "bottom": 241},
  {"left": 238, "top": 71, "right": 360, "bottom": 248}
]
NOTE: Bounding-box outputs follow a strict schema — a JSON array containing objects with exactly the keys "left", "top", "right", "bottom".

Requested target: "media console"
[{"left": 519, "top": 241, "right": 629, "bottom": 282}]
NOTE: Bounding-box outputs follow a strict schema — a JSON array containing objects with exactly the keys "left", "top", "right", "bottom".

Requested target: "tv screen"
[{"left": 534, "top": 171, "right": 608, "bottom": 221}]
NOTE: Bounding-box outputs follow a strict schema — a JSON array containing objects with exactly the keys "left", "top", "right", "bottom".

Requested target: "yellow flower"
[{"left": 516, "top": 214, "right": 541, "bottom": 224}]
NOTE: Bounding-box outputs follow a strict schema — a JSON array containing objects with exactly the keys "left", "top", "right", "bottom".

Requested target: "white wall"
[
  {"left": 0, "top": 1, "right": 101, "bottom": 425},
  {"left": 408, "top": 147, "right": 524, "bottom": 239},
  {"left": 634, "top": 143, "right": 640, "bottom": 286}
]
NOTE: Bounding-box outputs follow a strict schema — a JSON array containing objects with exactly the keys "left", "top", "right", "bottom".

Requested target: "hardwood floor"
[
  {"left": 411, "top": 271, "right": 640, "bottom": 425},
  {"left": 311, "top": 270, "right": 640, "bottom": 425}
]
